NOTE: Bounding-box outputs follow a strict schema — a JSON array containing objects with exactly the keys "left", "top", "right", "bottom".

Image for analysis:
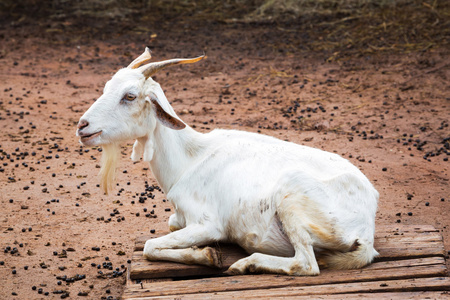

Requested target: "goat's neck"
[{"left": 148, "top": 124, "right": 203, "bottom": 193}]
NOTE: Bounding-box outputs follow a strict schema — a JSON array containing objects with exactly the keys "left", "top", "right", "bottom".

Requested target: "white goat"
[{"left": 76, "top": 48, "right": 379, "bottom": 276}]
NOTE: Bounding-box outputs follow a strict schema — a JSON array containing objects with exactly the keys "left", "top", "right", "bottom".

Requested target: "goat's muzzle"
[
  {"left": 77, "top": 120, "right": 89, "bottom": 130},
  {"left": 78, "top": 130, "right": 102, "bottom": 142},
  {"left": 77, "top": 120, "right": 102, "bottom": 145}
]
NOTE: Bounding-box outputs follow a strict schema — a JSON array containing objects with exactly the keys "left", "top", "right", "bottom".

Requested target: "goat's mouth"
[{"left": 79, "top": 131, "right": 102, "bottom": 143}]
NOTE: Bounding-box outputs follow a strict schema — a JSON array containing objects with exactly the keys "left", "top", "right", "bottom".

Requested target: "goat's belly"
[{"left": 227, "top": 212, "right": 295, "bottom": 257}]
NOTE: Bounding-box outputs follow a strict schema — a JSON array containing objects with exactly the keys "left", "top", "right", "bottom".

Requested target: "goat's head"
[{"left": 76, "top": 48, "right": 205, "bottom": 193}]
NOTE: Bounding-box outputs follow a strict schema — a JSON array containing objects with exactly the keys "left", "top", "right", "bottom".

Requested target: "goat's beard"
[{"left": 99, "top": 143, "right": 120, "bottom": 195}]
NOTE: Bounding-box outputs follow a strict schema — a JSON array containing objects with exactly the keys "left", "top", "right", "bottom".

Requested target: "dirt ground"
[{"left": 1, "top": 9, "right": 449, "bottom": 300}]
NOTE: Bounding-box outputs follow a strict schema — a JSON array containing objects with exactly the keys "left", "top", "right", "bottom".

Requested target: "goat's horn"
[
  {"left": 128, "top": 47, "right": 152, "bottom": 69},
  {"left": 140, "top": 54, "right": 206, "bottom": 79}
]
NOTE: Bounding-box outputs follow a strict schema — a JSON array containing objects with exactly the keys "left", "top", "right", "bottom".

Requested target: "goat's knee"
[
  {"left": 143, "top": 239, "right": 158, "bottom": 259},
  {"left": 202, "top": 246, "right": 222, "bottom": 268},
  {"left": 168, "top": 213, "right": 183, "bottom": 232},
  {"left": 183, "top": 246, "right": 222, "bottom": 267}
]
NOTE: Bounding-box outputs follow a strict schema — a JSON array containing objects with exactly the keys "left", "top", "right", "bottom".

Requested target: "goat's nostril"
[{"left": 77, "top": 120, "right": 89, "bottom": 130}]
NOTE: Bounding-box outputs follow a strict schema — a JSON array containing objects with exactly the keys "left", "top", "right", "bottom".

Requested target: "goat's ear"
[{"left": 147, "top": 94, "right": 186, "bottom": 130}]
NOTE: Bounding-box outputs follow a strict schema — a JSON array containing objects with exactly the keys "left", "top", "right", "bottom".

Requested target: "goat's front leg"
[
  {"left": 168, "top": 213, "right": 184, "bottom": 232},
  {"left": 143, "top": 224, "right": 223, "bottom": 268}
]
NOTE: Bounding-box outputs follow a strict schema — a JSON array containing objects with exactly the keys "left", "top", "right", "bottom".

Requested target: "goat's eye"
[{"left": 123, "top": 93, "right": 137, "bottom": 102}]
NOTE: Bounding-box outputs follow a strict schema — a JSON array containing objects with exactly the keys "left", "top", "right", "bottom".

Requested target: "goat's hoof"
[
  {"left": 143, "top": 252, "right": 152, "bottom": 260},
  {"left": 224, "top": 266, "right": 244, "bottom": 276},
  {"left": 203, "top": 247, "right": 222, "bottom": 268},
  {"left": 225, "top": 260, "right": 247, "bottom": 275},
  {"left": 316, "top": 257, "right": 328, "bottom": 269},
  {"left": 169, "top": 225, "right": 181, "bottom": 232}
]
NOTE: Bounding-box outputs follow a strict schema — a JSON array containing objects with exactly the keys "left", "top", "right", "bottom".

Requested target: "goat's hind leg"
[
  {"left": 143, "top": 223, "right": 223, "bottom": 268},
  {"left": 226, "top": 195, "right": 320, "bottom": 276},
  {"left": 226, "top": 229, "right": 319, "bottom": 276}
]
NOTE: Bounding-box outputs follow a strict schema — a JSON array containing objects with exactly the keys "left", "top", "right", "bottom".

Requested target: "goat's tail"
[{"left": 318, "top": 239, "right": 378, "bottom": 270}]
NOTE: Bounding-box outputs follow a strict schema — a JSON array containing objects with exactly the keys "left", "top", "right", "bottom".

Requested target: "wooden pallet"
[{"left": 123, "top": 225, "right": 450, "bottom": 299}]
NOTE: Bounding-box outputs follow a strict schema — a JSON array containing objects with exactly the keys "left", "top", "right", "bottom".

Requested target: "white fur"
[
  {"left": 76, "top": 56, "right": 379, "bottom": 275},
  {"left": 99, "top": 143, "right": 120, "bottom": 194}
]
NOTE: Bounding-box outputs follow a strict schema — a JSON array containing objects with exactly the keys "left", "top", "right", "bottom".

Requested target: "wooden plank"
[
  {"left": 375, "top": 233, "right": 442, "bottom": 243},
  {"left": 359, "top": 256, "right": 444, "bottom": 270},
  {"left": 131, "top": 278, "right": 173, "bottom": 285},
  {"left": 375, "top": 224, "right": 439, "bottom": 232},
  {"left": 286, "top": 292, "right": 450, "bottom": 300},
  {"left": 123, "top": 277, "right": 450, "bottom": 299},
  {"left": 123, "top": 257, "right": 448, "bottom": 298},
  {"left": 125, "top": 292, "right": 449, "bottom": 300},
  {"left": 374, "top": 246, "right": 445, "bottom": 260},
  {"left": 376, "top": 242, "right": 445, "bottom": 253},
  {"left": 211, "top": 277, "right": 450, "bottom": 299}
]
